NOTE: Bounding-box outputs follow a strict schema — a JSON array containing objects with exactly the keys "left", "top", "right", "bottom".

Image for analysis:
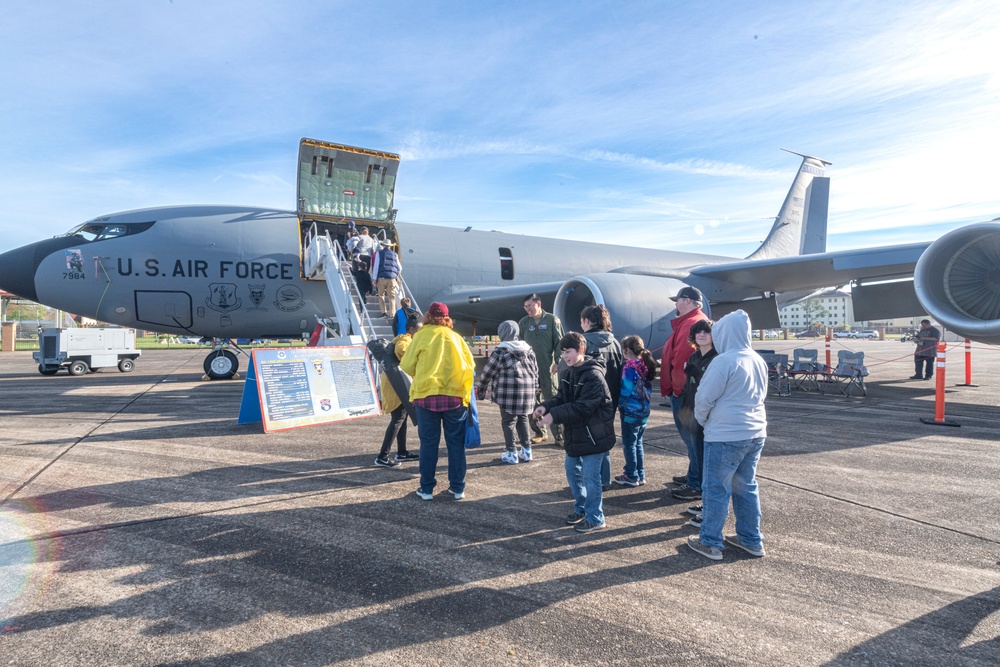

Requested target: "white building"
[{"left": 778, "top": 289, "right": 856, "bottom": 331}]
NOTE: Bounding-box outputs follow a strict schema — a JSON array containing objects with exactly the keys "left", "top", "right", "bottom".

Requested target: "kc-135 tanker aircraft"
[{"left": 0, "top": 138, "right": 998, "bottom": 380}]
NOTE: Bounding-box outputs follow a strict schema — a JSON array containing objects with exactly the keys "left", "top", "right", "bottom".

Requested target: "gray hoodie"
[{"left": 694, "top": 310, "right": 768, "bottom": 442}]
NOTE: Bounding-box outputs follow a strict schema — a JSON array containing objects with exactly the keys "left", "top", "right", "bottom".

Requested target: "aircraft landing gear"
[{"left": 204, "top": 349, "right": 240, "bottom": 380}]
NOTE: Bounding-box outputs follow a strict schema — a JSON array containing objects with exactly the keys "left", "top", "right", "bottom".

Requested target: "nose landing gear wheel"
[{"left": 204, "top": 349, "right": 239, "bottom": 380}]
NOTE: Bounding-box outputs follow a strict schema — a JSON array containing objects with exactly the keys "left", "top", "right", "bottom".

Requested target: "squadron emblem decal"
[
  {"left": 248, "top": 283, "right": 267, "bottom": 311},
  {"left": 274, "top": 284, "right": 305, "bottom": 312},
  {"left": 206, "top": 283, "right": 242, "bottom": 313}
]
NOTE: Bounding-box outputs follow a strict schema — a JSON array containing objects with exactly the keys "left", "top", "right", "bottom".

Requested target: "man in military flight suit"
[{"left": 519, "top": 293, "right": 565, "bottom": 445}]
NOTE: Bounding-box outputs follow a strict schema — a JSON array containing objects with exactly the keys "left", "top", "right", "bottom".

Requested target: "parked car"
[
  {"left": 177, "top": 336, "right": 209, "bottom": 345},
  {"left": 850, "top": 330, "right": 880, "bottom": 339},
  {"left": 833, "top": 331, "right": 853, "bottom": 339},
  {"left": 795, "top": 330, "right": 822, "bottom": 338}
]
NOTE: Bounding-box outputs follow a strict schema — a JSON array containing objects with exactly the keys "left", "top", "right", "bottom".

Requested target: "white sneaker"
[
  {"left": 500, "top": 450, "right": 519, "bottom": 465},
  {"left": 518, "top": 447, "right": 533, "bottom": 462}
]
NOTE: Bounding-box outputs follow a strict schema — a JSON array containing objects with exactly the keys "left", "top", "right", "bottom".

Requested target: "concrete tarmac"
[{"left": 0, "top": 340, "right": 998, "bottom": 666}]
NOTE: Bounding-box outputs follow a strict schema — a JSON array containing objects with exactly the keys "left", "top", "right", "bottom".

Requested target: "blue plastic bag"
[{"left": 465, "top": 383, "right": 481, "bottom": 449}]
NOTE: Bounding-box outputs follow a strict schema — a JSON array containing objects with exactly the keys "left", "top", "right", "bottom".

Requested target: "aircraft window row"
[
  {"left": 499, "top": 247, "right": 514, "bottom": 281},
  {"left": 68, "top": 221, "right": 155, "bottom": 242}
]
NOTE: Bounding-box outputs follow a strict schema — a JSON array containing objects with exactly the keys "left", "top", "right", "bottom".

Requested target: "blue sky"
[{"left": 2, "top": 1, "right": 998, "bottom": 256}]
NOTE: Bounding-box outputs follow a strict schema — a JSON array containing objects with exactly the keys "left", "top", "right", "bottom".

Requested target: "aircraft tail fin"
[{"left": 745, "top": 150, "right": 831, "bottom": 261}]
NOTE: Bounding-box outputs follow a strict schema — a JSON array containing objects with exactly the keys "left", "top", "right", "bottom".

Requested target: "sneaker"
[
  {"left": 909, "top": 374, "right": 922, "bottom": 380},
  {"left": 518, "top": 447, "right": 533, "bottom": 462},
  {"left": 565, "top": 511, "right": 586, "bottom": 525},
  {"left": 415, "top": 489, "right": 433, "bottom": 501},
  {"left": 724, "top": 534, "right": 765, "bottom": 557},
  {"left": 613, "top": 474, "right": 639, "bottom": 488},
  {"left": 574, "top": 519, "right": 606, "bottom": 533},
  {"left": 447, "top": 488, "right": 465, "bottom": 500},
  {"left": 500, "top": 450, "right": 519, "bottom": 465},
  {"left": 394, "top": 452, "right": 420, "bottom": 461},
  {"left": 671, "top": 484, "right": 702, "bottom": 500},
  {"left": 686, "top": 504, "right": 703, "bottom": 515},
  {"left": 553, "top": 438, "right": 564, "bottom": 447},
  {"left": 530, "top": 435, "right": 547, "bottom": 445},
  {"left": 672, "top": 474, "right": 688, "bottom": 485},
  {"left": 375, "top": 456, "right": 399, "bottom": 468},
  {"left": 686, "top": 513, "right": 703, "bottom": 528},
  {"left": 638, "top": 477, "right": 647, "bottom": 486},
  {"left": 687, "top": 535, "right": 722, "bottom": 560}
]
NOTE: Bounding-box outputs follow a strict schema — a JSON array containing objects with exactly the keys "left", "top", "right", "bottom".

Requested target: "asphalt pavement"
[{"left": 0, "top": 340, "right": 998, "bottom": 666}]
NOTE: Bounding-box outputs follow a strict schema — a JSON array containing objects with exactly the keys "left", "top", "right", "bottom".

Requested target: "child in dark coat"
[
  {"left": 477, "top": 320, "right": 539, "bottom": 464},
  {"left": 534, "top": 332, "right": 616, "bottom": 533}
]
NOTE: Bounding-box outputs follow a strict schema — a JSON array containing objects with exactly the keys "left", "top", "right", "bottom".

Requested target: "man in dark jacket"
[{"left": 534, "top": 332, "right": 616, "bottom": 534}]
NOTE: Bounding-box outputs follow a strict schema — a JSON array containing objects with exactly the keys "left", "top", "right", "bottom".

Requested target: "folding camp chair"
[
  {"left": 787, "top": 348, "right": 823, "bottom": 392},
  {"left": 758, "top": 352, "right": 790, "bottom": 397},
  {"left": 822, "top": 350, "right": 869, "bottom": 397}
]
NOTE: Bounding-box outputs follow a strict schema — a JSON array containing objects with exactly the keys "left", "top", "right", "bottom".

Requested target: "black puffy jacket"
[{"left": 541, "top": 356, "right": 616, "bottom": 457}]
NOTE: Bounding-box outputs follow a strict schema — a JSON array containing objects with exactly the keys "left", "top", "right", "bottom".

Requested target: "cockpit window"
[{"left": 65, "top": 221, "right": 155, "bottom": 241}]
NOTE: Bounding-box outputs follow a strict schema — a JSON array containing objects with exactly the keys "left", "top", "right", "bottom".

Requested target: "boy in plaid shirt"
[{"left": 477, "top": 320, "right": 540, "bottom": 464}]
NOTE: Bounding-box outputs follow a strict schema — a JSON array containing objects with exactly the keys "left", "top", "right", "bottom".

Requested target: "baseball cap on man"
[
  {"left": 670, "top": 286, "right": 703, "bottom": 303},
  {"left": 428, "top": 302, "right": 449, "bottom": 317}
]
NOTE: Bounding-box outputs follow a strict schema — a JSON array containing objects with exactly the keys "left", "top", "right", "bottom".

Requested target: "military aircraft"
[{"left": 1, "top": 139, "right": 998, "bottom": 380}]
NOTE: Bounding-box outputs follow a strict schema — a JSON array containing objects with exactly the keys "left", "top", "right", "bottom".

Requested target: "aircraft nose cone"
[{"left": 0, "top": 244, "right": 41, "bottom": 302}]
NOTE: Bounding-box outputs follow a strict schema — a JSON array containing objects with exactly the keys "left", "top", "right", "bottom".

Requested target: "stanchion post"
[
  {"left": 825, "top": 336, "right": 831, "bottom": 371},
  {"left": 920, "top": 342, "right": 960, "bottom": 427},
  {"left": 956, "top": 338, "right": 978, "bottom": 387}
]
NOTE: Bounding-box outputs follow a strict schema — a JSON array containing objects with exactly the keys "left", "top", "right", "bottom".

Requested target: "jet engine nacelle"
[
  {"left": 553, "top": 273, "right": 689, "bottom": 353},
  {"left": 914, "top": 222, "right": 1000, "bottom": 345}
]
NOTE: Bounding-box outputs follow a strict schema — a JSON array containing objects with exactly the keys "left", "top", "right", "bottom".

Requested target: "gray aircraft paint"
[{"left": 3, "top": 152, "right": 1000, "bottom": 353}]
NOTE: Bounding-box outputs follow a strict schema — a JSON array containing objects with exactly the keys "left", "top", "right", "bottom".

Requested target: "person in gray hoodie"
[
  {"left": 687, "top": 309, "right": 769, "bottom": 561},
  {"left": 477, "top": 320, "right": 540, "bottom": 464}
]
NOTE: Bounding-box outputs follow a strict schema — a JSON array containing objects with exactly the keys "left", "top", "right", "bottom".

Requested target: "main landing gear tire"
[
  {"left": 118, "top": 358, "right": 135, "bottom": 373},
  {"left": 38, "top": 364, "right": 59, "bottom": 376},
  {"left": 68, "top": 360, "right": 89, "bottom": 376},
  {"left": 204, "top": 349, "right": 239, "bottom": 380}
]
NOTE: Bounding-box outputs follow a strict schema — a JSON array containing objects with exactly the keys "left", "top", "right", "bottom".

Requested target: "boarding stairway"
[{"left": 301, "top": 222, "right": 420, "bottom": 346}]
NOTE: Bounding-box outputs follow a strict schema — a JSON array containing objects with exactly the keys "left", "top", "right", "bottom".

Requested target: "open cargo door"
[{"left": 297, "top": 138, "right": 400, "bottom": 225}]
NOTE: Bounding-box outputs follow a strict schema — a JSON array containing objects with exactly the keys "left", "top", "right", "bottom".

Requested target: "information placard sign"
[{"left": 249, "top": 346, "right": 380, "bottom": 432}]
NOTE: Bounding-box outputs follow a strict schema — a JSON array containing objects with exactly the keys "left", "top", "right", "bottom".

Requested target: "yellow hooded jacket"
[
  {"left": 379, "top": 332, "right": 412, "bottom": 414},
  {"left": 399, "top": 324, "right": 475, "bottom": 405}
]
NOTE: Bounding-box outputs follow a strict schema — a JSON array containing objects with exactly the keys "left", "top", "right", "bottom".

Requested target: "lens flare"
[{"left": 0, "top": 500, "right": 60, "bottom": 622}]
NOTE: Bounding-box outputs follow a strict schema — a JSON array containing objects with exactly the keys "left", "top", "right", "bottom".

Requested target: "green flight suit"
[{"left": 518, "top": 311, "right": 564, "bottom": 442}]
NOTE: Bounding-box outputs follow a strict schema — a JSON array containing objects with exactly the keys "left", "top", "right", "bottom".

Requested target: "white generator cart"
[{"left": 33, "top": 328, "right": 141, "bottom": 376}]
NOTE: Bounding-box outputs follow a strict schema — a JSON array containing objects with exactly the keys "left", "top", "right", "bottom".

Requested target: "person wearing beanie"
[
  {"left": 477, "top": 320, "right": 540, "bottom": 464},
  {"left": 400, "top": 301, "right": 476, "bottom": 500}
]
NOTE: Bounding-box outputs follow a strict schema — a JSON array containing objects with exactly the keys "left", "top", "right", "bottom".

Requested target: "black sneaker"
[
  {"left": 686, "top": 513, "right": 703, "bottom": 528},
  {"left": 672, "top": 474, "right": 688, "bottom": 485},
  {"left": 565, "top": 511, "right": 586, "bottom": 525},
  {"left": 686, "top": 504, "right": 703, "bottom": 515},
  {"left": 909, "top": 374, "right": 922, "bottom": 380},
  {"left": 671, "top": 484, "right": 701, "bottom": 500},
  {"left": 374, "top": 456, "right": 398, "bottom": 468},
  {"left": 574, "top": 519, "right": 606, "bottom": 533},
  {"left": 394, "top": 452, "right": 420, "bottom": 461}
]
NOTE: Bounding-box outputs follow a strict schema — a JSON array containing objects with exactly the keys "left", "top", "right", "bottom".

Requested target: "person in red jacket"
[{"left": 659, "top": 286, "right": 709, "bottom": 497}]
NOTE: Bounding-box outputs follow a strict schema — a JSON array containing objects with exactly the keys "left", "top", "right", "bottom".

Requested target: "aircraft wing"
[
  {"left": 687, "top": 242, "right": 931, "bottom": 293},
  {"left": 434, "top": 281, "right": 566, "bottom": 330}
]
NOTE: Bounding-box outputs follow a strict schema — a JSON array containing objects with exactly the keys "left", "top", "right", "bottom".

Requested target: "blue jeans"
[
  {"left": 415, "top": 405, "right": 468, "bottom": 494},
  {"left": 700, "top": 437, "right": 765, "bottom": 550},
  {"left": 620, "top": 419, "right": 646, "bottom": 482},
  {"left": 670, "top": 394, "right": 700, "bottom": 490},
  {"left": 564, "top": 452, "right": 607, "bottom": 525}
]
